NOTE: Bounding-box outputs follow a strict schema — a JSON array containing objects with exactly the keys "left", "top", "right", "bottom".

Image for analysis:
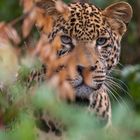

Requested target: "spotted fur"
[{"left": 28, "top": 0, "right": 132, "bottom": 134}]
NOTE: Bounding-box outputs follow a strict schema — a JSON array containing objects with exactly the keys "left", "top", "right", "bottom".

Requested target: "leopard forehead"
[{"left": 53, "top": 2, "right": 110, "bottom": 41}]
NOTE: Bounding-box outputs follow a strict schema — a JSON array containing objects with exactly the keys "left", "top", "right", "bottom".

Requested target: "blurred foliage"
[
  {"left": 0, "top": 0, "right": 140, "bottom": 140},
  {"left": 0, "top": 77, "right": 140, "bottom": 140},
  {"left": 120, "top": 65, "right": 140, "bottom": 112},
  {"left": 0, "top": 0, "right": 22, "bottom": 21}
]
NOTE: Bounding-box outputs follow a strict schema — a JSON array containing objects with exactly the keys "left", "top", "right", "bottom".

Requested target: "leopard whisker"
[
  {"left": 104, "top": 83, "right": 122, "bottom": 107},
  {"left": 106, "top": 75, "right": 133, "bottom": 99},
  {"left": 118, "top": 62, "right": 124, "bottom": 68},
  {"left": 106, "top": 76, "right": 129, "bottom": 94},
  {"left": 105, "top": 83, "right": 129, "bottom": 111},
  {"left": 107, "top": 79, "right": 131, "bottom": 99},
  {"left": 107, "top": 74, "right": 128, "bottom": 89},
  {"left": 111, "top": 68, "right": 121, "bottom": 73},
  {"left": 105, "top": 80, "right": 130, "bottom": 110}
]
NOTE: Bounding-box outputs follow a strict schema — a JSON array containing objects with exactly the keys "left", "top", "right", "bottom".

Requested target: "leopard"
[{"left": 26, "top": 0, "right": 133, "bottom": 135}]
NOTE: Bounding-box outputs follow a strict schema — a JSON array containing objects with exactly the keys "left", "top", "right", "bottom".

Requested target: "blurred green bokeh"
[{"left": 0, "top": 0, "right": 22, "bottom": 21}]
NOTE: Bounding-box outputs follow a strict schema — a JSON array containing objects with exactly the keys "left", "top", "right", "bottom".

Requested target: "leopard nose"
[{"left": 77, "top": 65, "right": 84, "bottom": 74}]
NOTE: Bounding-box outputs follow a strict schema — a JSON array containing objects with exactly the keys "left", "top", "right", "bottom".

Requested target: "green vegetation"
[
  {"left": 0, "top": 74, "right": 140, "bottom": 139},
  {"left": 0, "top": 0, "right": 22, "bottom": 21}
]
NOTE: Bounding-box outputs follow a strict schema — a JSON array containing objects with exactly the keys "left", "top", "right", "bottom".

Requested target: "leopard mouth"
[
  {"left": 74, "top": 83, "right": 102, "bottom": 98},
  {"left": 68, "top": 77, "right": 103, "bottom": 98},
  {"left": 75, "top": 82, "right": 102, "bottom": 90}
]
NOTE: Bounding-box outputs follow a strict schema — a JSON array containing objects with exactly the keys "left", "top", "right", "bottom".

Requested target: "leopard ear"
[
  {"left": 103, "top": 2, "right": 133, "bottom": 35},
  {"left": 35, "top": 0, "right": 70, "bottom": 20}
]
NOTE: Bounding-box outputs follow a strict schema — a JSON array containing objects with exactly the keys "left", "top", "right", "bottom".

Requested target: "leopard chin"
[{"left": 75, "top": 83, "right": 102, "bottom": 99}]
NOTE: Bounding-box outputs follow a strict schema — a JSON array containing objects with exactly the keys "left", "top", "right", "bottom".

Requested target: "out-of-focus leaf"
[
  {"left": 0, "top": 40, "right": 19, "bottom": 84},
  {"left": 11, "top": 113, "right": 36, "bottom": 140},
  {"left": 0, "top": 22, "right": 21, "bottom": 45},
  {"left": 21, "top": 0, "right": 36, "bottom": 38}
]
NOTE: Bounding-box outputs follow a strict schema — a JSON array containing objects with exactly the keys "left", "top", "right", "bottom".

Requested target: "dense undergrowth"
[{"left": 0, "top": 61, "right": 140, "bottom": 140}]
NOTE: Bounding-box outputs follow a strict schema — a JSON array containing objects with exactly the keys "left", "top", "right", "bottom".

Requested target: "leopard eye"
[
  {"left": 96, "top": 37, "right": 107, "bottom": 46},
  {"left": 61, "top": 35, "right": 72, "bottom": 44}
]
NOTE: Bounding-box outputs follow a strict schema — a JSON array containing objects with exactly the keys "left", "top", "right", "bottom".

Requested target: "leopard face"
[{"left": 36, "top": 1, "right": 132, "bottom": 97}]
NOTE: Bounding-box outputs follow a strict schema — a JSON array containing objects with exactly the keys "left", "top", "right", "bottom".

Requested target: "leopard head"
[{"left": 36, "top": 0, "right": 132, "bottom": 97}]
